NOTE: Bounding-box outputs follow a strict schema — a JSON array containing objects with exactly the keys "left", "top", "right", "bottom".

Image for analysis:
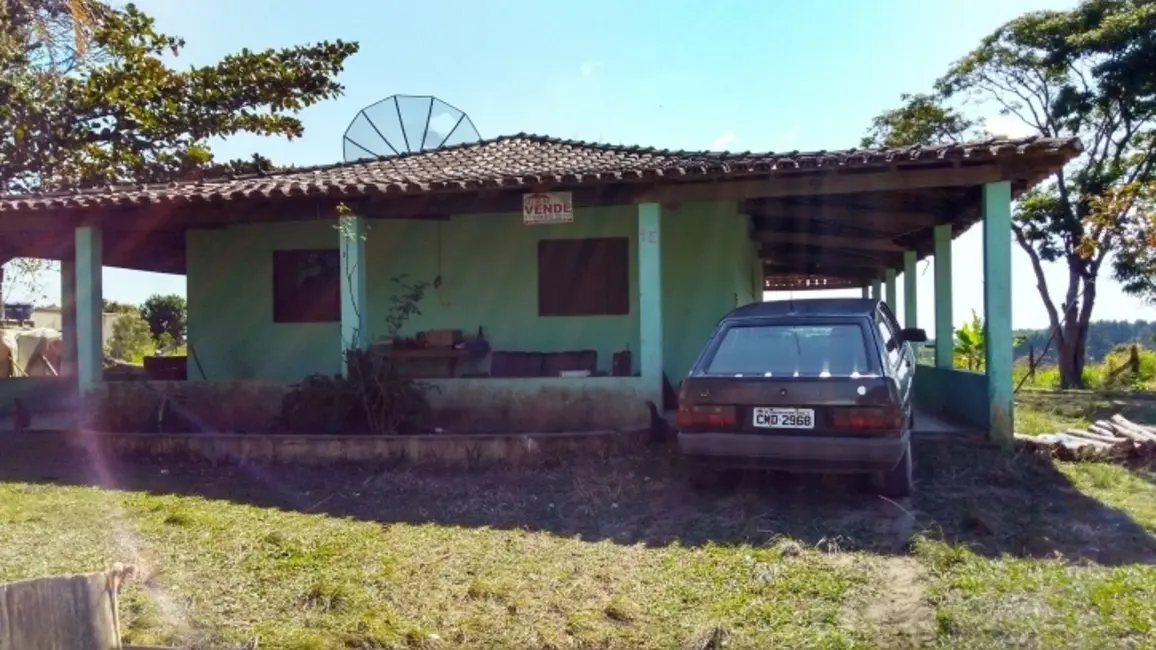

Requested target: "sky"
[{"left": 10, "top": 0, "right": 1156, "bottom": 330}]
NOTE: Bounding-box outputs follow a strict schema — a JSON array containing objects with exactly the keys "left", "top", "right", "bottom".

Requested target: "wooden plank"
[
  {"left": 754, "top": 231, "right": 902, "bottom": 252},
  {"left": 749, "top": 203, "right": 939, "bottom": 229},
  {"left": 761, "top": 253, "right": 883, "bottom": 269},
  {"left": 642, "top": 164, "right": 1006, "bottom": 203},
  {"left": 763, "top": 275, "right": 862, "bottom": 291}
]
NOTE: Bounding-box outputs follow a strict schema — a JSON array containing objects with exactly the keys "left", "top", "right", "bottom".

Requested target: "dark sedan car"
[{"left": 676, "top": 298, "right": 927, "bottom": 497}]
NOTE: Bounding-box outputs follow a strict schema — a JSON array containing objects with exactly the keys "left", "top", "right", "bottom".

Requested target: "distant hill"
[
  {"left": 1014, "top": 320, "right": 1156, "bottom": 364},
  {"left": 918, "top": 320, "right": 1156, "bottom": 366}
]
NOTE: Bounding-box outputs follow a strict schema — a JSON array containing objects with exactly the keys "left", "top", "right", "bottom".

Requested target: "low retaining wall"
[
  {"left": 62, "top": 429, "right": 633, "bottom": 467},
  {"left": 913, "top": 365, "right": 989, "bottom": 431},
  {"left": 85, "top": 377, "right": 653, "bottom": 435}
]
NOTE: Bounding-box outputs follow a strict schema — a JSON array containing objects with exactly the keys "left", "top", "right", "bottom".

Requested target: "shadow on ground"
[{"left": 1, "top": 433, "right": 1154, "bottom": 565}]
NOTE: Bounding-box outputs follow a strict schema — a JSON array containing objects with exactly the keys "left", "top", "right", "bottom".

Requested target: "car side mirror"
[{"left": 899, "top": 327, "right": 928, "bottom": 343}]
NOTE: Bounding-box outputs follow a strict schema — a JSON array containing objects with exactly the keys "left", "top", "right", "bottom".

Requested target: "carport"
[{"left": 730, "top": 137, "right": 1082, "bottom": 444}]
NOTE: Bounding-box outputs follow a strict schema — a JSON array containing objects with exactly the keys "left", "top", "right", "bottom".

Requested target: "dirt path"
[{"left": 862, "top": 556, "right": 936, "bottom": 648}]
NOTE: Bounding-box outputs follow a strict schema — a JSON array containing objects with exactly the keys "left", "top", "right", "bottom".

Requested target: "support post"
[
  {"left": 983, "top": 181, "right": 1014, "bottom": 445},
  {"left": 933, "top": 224, "right": 953, "bottom": 369},
  {"left": 884, "top": 268, "right": 897, "bottom": 313},
  {"left": 903, "top": 250, "right": 918, "bottom": 329},
  {"left": 638, "top": 202, "right": 663, "bottom": 402},
  {"left": 860, "top": 285, "right": 869, "bottom": 299},
  {"left": 60, "top": 259, "right": 77, "bottom": 376},
  {"left": 75, "top": 227, "right": 103, "bottom": 394},
  {"left": 870, "top": 277, "right": 882, "bottom": 301},
  {"left": 339, "top": 214, "right": 368, "bottom": 375}
]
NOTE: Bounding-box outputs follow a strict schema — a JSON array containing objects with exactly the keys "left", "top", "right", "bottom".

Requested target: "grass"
[
  {"left": 1014, "top": 388, "right": 1156, "bottom": 435},
  {"left": 3, "top": 399, "right": 1156, "bottom": 648},
  {"left": 0, "top": 486, "right": 874, "bottom": 648}
]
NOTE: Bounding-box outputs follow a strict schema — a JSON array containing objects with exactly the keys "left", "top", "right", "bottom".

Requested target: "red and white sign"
[{"left": 523, "top": 191, "right": 574, "bottom": 225}]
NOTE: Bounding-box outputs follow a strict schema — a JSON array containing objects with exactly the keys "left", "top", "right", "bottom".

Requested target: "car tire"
[{"left": 871, "top": 440, "right": 913, "bottom": 498}]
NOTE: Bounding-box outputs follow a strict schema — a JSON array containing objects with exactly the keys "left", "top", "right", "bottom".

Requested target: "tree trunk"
[{"left": 1055, "top": 272, "right": 1097, "bottom": 389}]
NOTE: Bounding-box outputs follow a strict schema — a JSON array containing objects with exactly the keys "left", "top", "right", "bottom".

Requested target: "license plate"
[{"left": 752, "top": 407, "right": 815, "bottom": 429}]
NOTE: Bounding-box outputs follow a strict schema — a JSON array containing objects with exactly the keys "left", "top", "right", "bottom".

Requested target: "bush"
[
  {"left": 277, "top": 351, "right": 437, "bottom": 435},
  {"left": 107, "top": 311, "right": 154, "bottom": 363},
  {"left": 277, "top": 274, "right": 435, "bottom": 435}
]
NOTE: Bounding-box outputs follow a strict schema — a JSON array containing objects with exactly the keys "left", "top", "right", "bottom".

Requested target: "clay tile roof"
[{"left": 0, "top": 133, "right": 1082, "bottom": 213}]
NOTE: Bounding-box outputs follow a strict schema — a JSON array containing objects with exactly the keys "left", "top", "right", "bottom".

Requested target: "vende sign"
[{"left": 523, "top": 191, "right": 574, "bottom": 225}]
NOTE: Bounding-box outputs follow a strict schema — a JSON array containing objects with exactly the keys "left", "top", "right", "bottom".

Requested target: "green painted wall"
[{"left": 187, "top": 201, "right": 754, "bottom": 382}]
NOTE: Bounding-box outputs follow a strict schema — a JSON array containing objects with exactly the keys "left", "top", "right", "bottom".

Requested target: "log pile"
[{"left": 1015, "top": 414, "right": 1156, "bottom": 462}]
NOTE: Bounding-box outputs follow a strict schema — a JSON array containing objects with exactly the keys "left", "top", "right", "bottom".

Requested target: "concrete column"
[
  {"left": 870, "top": 278, "right": 882, "bottom": 301},
  {"left": 903, "top": 250, "right": 918, "bottom": 329},
  {"left": 60, "top": 259, "right": 77, "bottom": 377},
  {"left": 339, "top": 214, "right": 368, "bottom": 373},
  {"left": 983, "top": 181, "right": 1014, "bottom": 445},
  {"left": 638, "top": 202, "right": 663, "bottom": 401},
  {"left": 75, "top": 227, "right": 103, "bottom": 393},
  {"left": 884, "top": 268, "right": 898, "bottom": 314},
  {"left": 860, "top": 285, "right": 869, "bottom": 299},
  {"left": 933, "top": 224, "right": 953, "bottom": 369}
]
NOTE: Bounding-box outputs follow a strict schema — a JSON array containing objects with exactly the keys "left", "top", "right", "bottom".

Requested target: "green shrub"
[
  {"left": 108, "top": 311, "right": 154, "bottom": 363},
  {"left": 277, "top": 274, "right": 436, "bottom": 435}
]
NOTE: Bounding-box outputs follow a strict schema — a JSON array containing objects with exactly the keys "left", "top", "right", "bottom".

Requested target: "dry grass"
[
  {"left": 2, "top": 423, "right": 1155, "bottom": 649},
  {"left": 1015, "top": 389, "right": 1156, "bottom": 435},
  {"left": 910, "top": 441, "right": 1156, "bottom": 649}
]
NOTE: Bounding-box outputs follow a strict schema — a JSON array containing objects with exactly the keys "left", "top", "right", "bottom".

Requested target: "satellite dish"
[{"left": 342, "top": 94, "right": 482, "bottom": 162}]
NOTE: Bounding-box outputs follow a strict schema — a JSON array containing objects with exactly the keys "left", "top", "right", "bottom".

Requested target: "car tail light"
[
  {"left": 832, "top": 406, "right": 903, "bottom": 433},
  {"left": 677, "top": 404, "right": 737, "bottom": 432}
]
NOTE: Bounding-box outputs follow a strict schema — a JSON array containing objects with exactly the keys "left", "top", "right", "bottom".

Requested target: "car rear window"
[{"left": 703, "top": 323, "right": 871, "bottom": 377}]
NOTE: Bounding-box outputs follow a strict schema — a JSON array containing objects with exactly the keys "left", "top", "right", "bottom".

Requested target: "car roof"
[{"left": 723, "top": 298, "right": 880, "bottom": 322}]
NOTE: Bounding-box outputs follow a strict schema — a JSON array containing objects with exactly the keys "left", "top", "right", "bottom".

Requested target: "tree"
[
  {"left": 140, "top": 293, "right": 185, "bottom": 344},
  {"left": 102, "top": 298, "right": 137, "bottom": 314},
  {"left": 862, "top": 0, "right": 1156, "bottom": 388},
  {"left": 107, "top": 310, "right": 152, "bottom": 362},
  {"left": 0, "top": 2, "right": 358, "bottom": 193}
]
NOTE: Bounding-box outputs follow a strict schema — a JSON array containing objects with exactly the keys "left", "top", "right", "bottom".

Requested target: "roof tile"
[{"left": 0, "top": 133, "right": 1081, "bottom": 213}]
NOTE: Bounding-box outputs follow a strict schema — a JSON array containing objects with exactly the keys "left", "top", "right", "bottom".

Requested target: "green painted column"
[
  {"left": 638, "top": 202, "right": 664, "bottom": 401},
  {"left": 75, "top": 226, "right": 103, "bottom": 393},
  {"left": 60, "top": 259, "right": 77, "bottom": 377},
  {"left": 884, "top": 269, "right": 897, "bottom": 313},
  {"left": 983, "top": 181, "right": 1014, "bottom": 445},
  {"left": 903, "top": 250, "right": 918, "bottom": 329},
  {"left": 860, "top": 285, "right": 869, "bottom": 299},
  {"left": 870, "top": 278, "right": 882, "bottom": 301},
  {"left": 339, "top": 214, "right": 368, "bottom": 373},
  {"left": 933, "top": 224, "right": 953, "bottom": 369}
]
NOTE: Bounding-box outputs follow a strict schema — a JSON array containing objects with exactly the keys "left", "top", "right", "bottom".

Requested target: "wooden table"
[{"left": 374, "top": 346, "right": 472, "bottom": 378}]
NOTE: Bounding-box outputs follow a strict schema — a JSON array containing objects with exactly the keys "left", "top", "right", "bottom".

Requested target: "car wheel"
[{"left": 871, "top": 440, "right": 913, "bottom": 498}]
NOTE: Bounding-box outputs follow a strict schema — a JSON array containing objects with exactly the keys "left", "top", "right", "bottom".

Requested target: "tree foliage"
[
  {"left": 0, "top": 1, "right": 353, "bottom": 307},
  {"left": 101, "top": 297, "right": 137, "bottom": 314},
  {"left": 0, "top": 1, "right": 357, "bottom": 193},
  {"left": 861, "top": 0, "right": 1156, "bottom": 388},
  {"left": 140, "top": 292, "right": 185, "bottom": 345},
  {"left": 107, "top": 309, "right": 152, "bottom": 362}
]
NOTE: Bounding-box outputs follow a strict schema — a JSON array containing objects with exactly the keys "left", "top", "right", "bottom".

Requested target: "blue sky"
[{"left": 15, "top": 0, "right": 1156, "bottom": 329}]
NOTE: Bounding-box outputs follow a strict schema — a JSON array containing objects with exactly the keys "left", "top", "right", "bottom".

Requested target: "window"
[
  {"left": 537, "top": 237, "right": 629, "bottom": 316},
  {"left": 272, "top": 249, "right": 341, "bottom": 323},
  {"left": 703, "top": 324, "right": 870, "bottom": 377},
  {"left": 875, "top": 310, "right": 902, "bottom": 367}
]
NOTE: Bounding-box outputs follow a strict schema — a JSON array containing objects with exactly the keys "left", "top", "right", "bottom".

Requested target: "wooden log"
[
  {"left": 1090, "top": 422, "right": 1121, "bottom": 439},
  {"left": 1100, "top": 419, "right": 1154, "bottom": 445},
  {"left": 1064, "top": 428, "right": 1127, "bottom": 446},
  {"left": 1110, "top": 415, "right": 1156, "bottom": 442}
]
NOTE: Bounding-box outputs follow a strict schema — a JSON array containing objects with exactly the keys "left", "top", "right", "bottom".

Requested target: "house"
[
  {"left": 30, "top": 307, "right": 118, "bottom": 350},
  {"left": 0, "top": 133, "right": 1080, "bottom": 439}
]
